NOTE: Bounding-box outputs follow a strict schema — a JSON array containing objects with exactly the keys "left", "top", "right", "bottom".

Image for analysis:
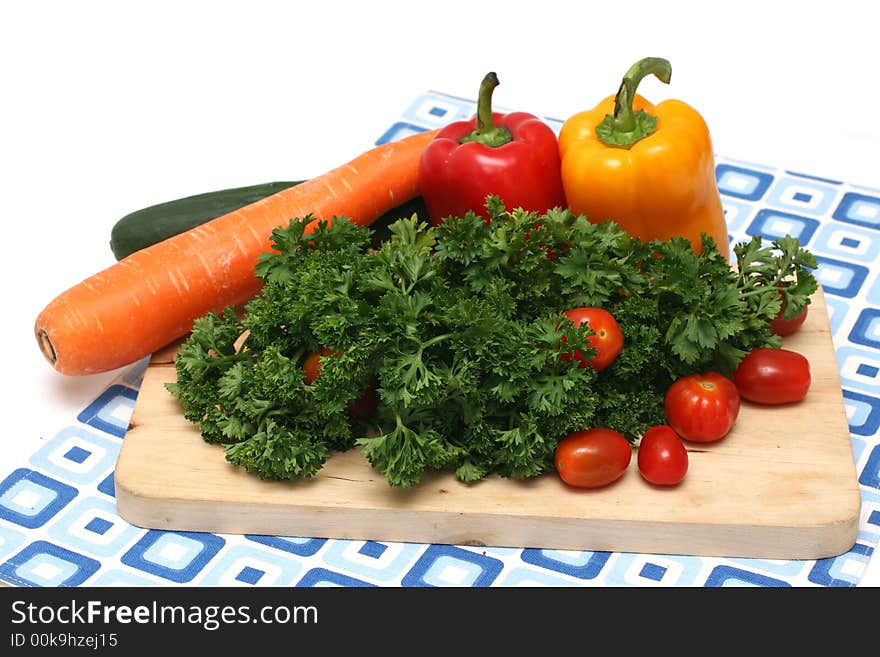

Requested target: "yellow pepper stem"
[{"left": 596, "top": 57, "right": 672, "bottom": 149}]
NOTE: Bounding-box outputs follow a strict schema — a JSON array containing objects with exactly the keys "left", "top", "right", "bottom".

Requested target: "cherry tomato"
[
  {"left": 560, "top": 307, "right": 623, "bottom": 371},
  {"left": 303, "top": 348, "right": 378, "bottom": 419},
  {"left": 770, "top": 289, "right": 808, "bottom": 337},
  {"left": 637, "top": 425, "right": 688, "bottom": 486},
  {"left": 732, "top": 347, "right": 811, "bottom": 405},
  {"left": 347, "top": 377, "right": 380, "bottom": 420},
  {"left": 554, "top": 428, "right": 632, "bottom": 488},
  {"left": 302, "top": 347, "right": 339, "bottom": 384},
  {"left": 664, "top": 372, "right": 741, "bottom": 443}
]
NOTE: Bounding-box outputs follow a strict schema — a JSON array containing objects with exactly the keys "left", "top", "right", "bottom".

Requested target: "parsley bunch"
[{"left": 167, "top": 199, "right": 817, "bottom": 487}]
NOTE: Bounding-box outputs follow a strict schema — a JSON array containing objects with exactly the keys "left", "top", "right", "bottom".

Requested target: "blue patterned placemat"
[{"left": 2, "top": 92, "right": 879, "bottom": 588}]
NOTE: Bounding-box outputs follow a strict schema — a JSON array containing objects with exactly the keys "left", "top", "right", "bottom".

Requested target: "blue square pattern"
[
  {"left": 639, "top": 562, "right": 667, "bottom": 582},
  {"left": 0, "top": 541, "right": 99, "bottom": 587},
  {"left": 716, "top": 164, "right": 775, "bottom": 201},
  {"left": 358, "top": 541, "right": 387, "bottom": 559},
  {"left": 64, "top": 446, "right": 91, "bottom": 464},
  {"left": 498, "top": 567, "right": 580, "bottom": 586},
  {"left": 321, "top": 539, "right": 423, "bottom": 583},
  {"left": 746, "top": 208, "right": 820, "bottom": 246},
  {"left": 401, "top": 94, "right": 475, "bottom": 127},
  {"left": 602, "top": 553, "right": 705, "bottom": 586},
  {"left": 843, "top": 389, "right": 880, "bottom": 438},
  {"left": 45, "top": 495, "right": 142, "bottom": 559},
  {"left": 813, "top": 256, "right": 870, "bottom": 299},
  {"left": 808, "top": 543, "right": 874, "bottom": 587},
  {"left": 836, "top": 346, "right": 880, "bottom": 395},
  {"left": 860, "top": 444, "right": 880, "bottom": 489},
  {"left": 0, "top": 469, "right": 77, "bottom": 529},
  {"left": 833, "top": 192, "right": 880, "bottom": 229},
  {"left": 375, "top": 122, "right": 428, "bottom": 146},
  {"left": 245, "top": 535, "right": 326, "bottom": 557},
  {"left": 235, "top": 566, "right": 265, "bottom": 585},
  {"left": 850, "top": 308, "right": 880, "bottom": 349},
  {"left": 97, "top": 472, "right": 115, "bottom": 498},
  {"left": 704, "top": 565, "right": 790, "bottom": 587},
  {"left": 84, "top": 517, "right": 113, "bottom": 535},
  {"left": 76, "top": 384, "right": 138, "bottom": 438},
  {"left": 520, "top": 548, "right": 611, "bottom": 580},
  {"left": 765, "top": 176, "right": 840, "bottom": 216},
  {"left": 297, "top": 568, "right": 375, "bottom": 587},
  {"left": 197, "top": 545, "right": 303, "bottom": 586},
  {"left": 812, "top": 222, "right": 880, "bottom": 264},
  {"left": 30, "top": 425, "right": 120, "bottom": 487},
  {"left": 121, "top": 530, "right": 225, "bottom": 584},
  {"left": 719, "top": 198, "right": 755, "bottom": 234},
  {"left": 401, "top": 545, "right": 504, "bottom": 587}
]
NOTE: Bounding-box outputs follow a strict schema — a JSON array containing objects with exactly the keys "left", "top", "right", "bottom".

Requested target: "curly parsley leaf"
[{"left": 168, "top": 201, "right": 817, "bottom": 487}]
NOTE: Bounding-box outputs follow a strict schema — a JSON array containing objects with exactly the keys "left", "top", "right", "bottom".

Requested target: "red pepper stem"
[
  {"left": 596, "top": 57, "right": 672, "bottom": 149},
  {"left": 459, "top": 71, "right": 513, "bottom": 148}
]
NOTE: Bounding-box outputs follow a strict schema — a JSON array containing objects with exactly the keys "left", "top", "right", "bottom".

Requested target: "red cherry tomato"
[
  {"left": 770, "top": 290, "right": 809, "bottom": 337},
  {"left": 347, "top": 377, "right": 380, "bottom": 420},
  {"left": 732, "top": 347, "right": 811, "bottom": 405},
  {"left": 637, "top": 425, "right": 688, "bottom": 486},
  {"left": 554, "top": 428, "right": 632, "bottom": 488},
  {"left": 303, "top": 348, "right": 378, "bottom": 419},
  {"left": 302, "top": 347, "right": 339, "bottom": 384},
  {"left": 560, "top": 307, "right": 623, "bottom": 371},
  {"left": 664, "top": 372, "right": 741, "bottom": 443}
]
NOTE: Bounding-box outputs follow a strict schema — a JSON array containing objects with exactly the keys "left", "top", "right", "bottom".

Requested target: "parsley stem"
[
  {"left": 737, "top": 274, "right": 786, "bottom": 299},
  {"left": 420, "top": 333, "right": 453, "bottom": 350}
]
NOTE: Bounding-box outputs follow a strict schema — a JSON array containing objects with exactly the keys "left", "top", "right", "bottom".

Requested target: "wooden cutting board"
[{"left": 115, "top": 286, "right": 861, "bottom": 559}]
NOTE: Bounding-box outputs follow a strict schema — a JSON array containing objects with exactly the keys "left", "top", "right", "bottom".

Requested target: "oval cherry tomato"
[
  {"left": 732, "top": 347, "right": 811, "bottom": 405},
  {"left": 770, "top": 289, "right": 808, "bottom": 337},
  {"left": 637, "top": 425, "right": 688, "bottom": 486},
  {"left": 554, "top": 428, "right": 632, "bottom": 488},
  {"left": 302, "top": 347, "right": 339, "bottom": 384},
  {"left": 560, "top": 307, "right": 623, "bottom": 371},
  {"left": 347, "top": 377, "right": 380, "bottom": 420},
  {"left": 664, "top": 372, "right": 741, "bottom": 443},
  {"left": 303, "top": 348, "right": 378, "bottom": 419}
]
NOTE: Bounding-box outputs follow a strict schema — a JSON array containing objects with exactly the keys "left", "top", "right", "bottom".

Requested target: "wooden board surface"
[{"left": 115, "top": 287, "right": 861, "bottom": 559}]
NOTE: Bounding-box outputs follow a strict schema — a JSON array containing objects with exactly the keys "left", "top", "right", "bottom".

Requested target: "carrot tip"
[{"left": 37, "top": 329, "right": 57, "bottom": 365}]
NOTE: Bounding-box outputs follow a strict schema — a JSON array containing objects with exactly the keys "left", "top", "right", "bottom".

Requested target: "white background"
[{"left": 1, "top": 0, "right": 879, "bottom": 586}]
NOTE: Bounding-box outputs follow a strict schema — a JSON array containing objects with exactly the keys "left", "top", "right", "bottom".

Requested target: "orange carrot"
[{"left": 35, "top": 129, "right": 440, "bottom": 376}]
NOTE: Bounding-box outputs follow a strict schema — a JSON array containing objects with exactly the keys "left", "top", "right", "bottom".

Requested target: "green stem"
[
  {"left": 738, "top": 276, "right": 786, "bottom": 300},
  {"left": 421, "top": 333, "right": 454, "bottom": 350},
  {"left": 595, "top": 57, "right": 672, "bottom": 149},
  {"left": 459, "top": 72, "right": 513, "bottom": 147}
]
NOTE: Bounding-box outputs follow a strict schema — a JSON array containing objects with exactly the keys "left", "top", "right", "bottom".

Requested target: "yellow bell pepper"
[{"left": 558, "top": 57, "right": 730, "bottom": 261}]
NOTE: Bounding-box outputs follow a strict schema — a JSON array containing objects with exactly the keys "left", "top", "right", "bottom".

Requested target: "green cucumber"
[
  {"left": 110, "top": 179, "right": 431, "bottom": 261},
  {"left": 110, "top": 180, "right": 304, "bottom": 260},
  {"left": 368, "top": 195, "right": 430, "bottom": 250}
]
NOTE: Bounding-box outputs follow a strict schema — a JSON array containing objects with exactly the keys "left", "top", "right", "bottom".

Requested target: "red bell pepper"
[{"left": 418, "top": 72, "right": 567, "bottom": 224}]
